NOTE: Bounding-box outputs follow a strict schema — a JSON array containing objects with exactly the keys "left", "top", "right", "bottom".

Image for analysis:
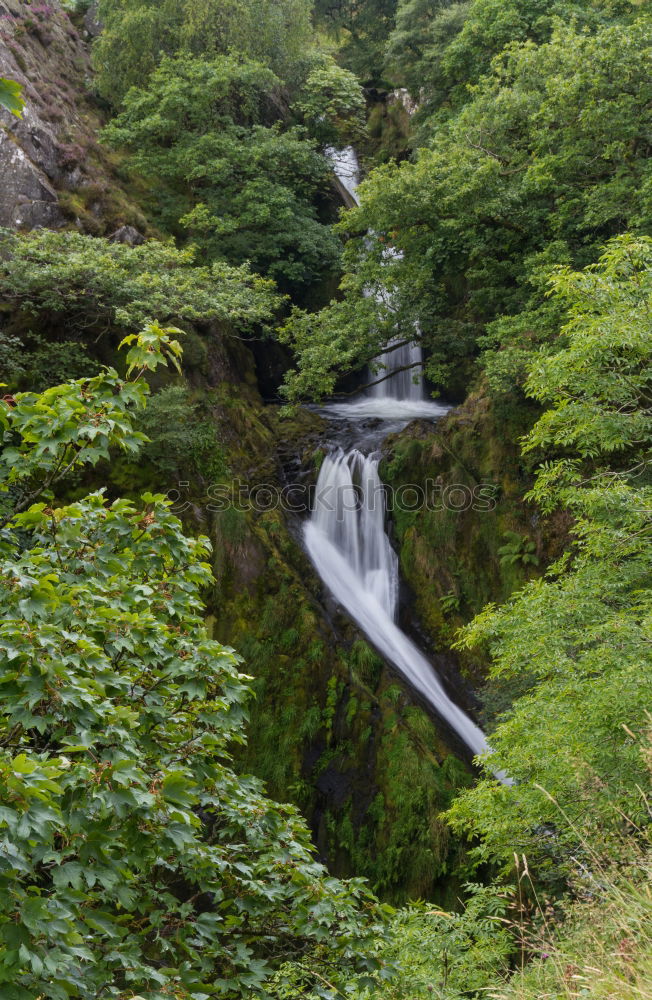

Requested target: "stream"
[{"left": 304, "top": 148, "right": 494, "bottom": 766}]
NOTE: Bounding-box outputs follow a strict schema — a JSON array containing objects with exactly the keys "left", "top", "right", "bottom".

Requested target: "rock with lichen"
[{"left": 0, "top": 0, "right": 147, "bottom": 233}]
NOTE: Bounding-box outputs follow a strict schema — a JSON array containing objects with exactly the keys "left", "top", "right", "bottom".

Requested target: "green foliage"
[
  {"left": 447, "top": 238, "right": 652, "bottom": 879},
  {"left": 293, "top": 58, "right": 366, "bottom": 145},
  {"left": 335, "top": 883, "right": 512, "bottom": 998},
  {"left": 0, "top": 327, "right": 382, "bottom": 998},
  {"left": 284, "top": 9, "right": 652, "bottom": 400},
  {"left": 524, "top": 236, "right": 652, "bottom": 470},
  {"left": 314, "top": 0, "right": 399, "bottom": 84},
  {"left": 388, "top": 0, "right": 635, "bottom": 121},
  {"left": 8, "top": 337, "right": 101, "bottom": 393},
  {"left": 94, "top": 0, "right": 315, "bottom": 104},
  {"left": 497, "top": 530, "right": 538, "bottom": 568},
  {"left": 102, "top": 56, "right": 341, "bottom": 289},
  {"left": 0, "top": 332, "right": 27, "bottom": 384},
  {"left": 386, "top": 0, "right": 470, "bottom": 109},
  {"left": 439, "top": 590, "right": 461, "bottom": 615},
  {"left": 60, "top": 0, "right": 93, "bottom": 12},
  {"left": 279, "top": 273, "right": 398, "bottom": 402},
  {"left": 135, "top": 386, "right": 230, "bottom": 485},
  {"left": 0, "top": 323, "right": 179, "bottom": 525},
  {"left": 0, "top": 77, "right": 24, "bottom": 118},
  {"left": 0, "top": 229, "right": 279, "bottom": 340}
]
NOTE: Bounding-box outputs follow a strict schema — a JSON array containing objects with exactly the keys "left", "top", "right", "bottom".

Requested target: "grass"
[
  {"left": 498, "top": 853, "right": 652, "bottom": 1000},
  {"left": 498, "top": 738, "right": 652, "bottom": 1000}
]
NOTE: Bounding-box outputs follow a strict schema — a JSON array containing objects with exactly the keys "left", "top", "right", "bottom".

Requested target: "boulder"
[{"left": 109, "top": 225, "right": 145, "bottom": 246}]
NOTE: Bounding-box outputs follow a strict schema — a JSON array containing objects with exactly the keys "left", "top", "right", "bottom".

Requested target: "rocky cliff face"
[{"left": 0, "top": 0, "right": 145, "bottom": 234}]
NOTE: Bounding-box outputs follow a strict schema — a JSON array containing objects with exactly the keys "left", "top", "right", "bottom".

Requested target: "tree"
[
  {"left": 282, "top": 11, "right": 652, "bottom": 401},
  {"left": 0, "top": 228, "right": 280, "bottom": 344},
  {"left": 314, "top": 0, "right": 399, "bottom": 84},
  {"left": 387, "top": 0, "right": 636, "bottom": 118},
  {"left": 0, "top": 324, "right": 382, "bottom": 998},
  {"left": 446, "top": 237, "right": 652, "bottom": 880},
  {"left": 102, "top": 56, "right": 342, "bottom": 290},
  {"left": 94, "top": 0, "right": 314, "bottom": 104},
  {"left": 293, "top": 57, "right": 367, "bottom": 146},
  {"left": 385, "top": 0, "right": 469, "bottom": 107}
]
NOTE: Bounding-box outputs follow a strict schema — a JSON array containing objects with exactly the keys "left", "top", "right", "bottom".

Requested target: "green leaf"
[{"left": 0, "top": 78, "right": 24, "bottom": 118}]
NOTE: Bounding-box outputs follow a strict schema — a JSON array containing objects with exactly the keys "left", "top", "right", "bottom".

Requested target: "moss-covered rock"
[
  {"left": 381, "top": 385, "right": 572, "bottom": 716},
  {"left": 134, "top": 335, "right": 477, "bottom": 902}
]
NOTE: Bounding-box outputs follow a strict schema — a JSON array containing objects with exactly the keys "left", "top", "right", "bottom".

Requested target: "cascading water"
[
  {"left": 303, "top": 146, "right": 506, "bottom": 773},
  {"left": 305, "top": 452, "right": 491, "bottom": 763},
  {"left": 370, "top": 338, "right": 424, "bottom": 401},
  {"left": 308, "top": 448, "right": 399, "bottom": 619}
]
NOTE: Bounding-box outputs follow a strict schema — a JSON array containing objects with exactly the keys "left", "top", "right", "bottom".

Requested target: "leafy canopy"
[
  {"left": 102, "top": 56, "right": 342, "bottom": 289},
  {"left": 446, "top": 237, "right": 652, "bottom": 880},
  {"left": 94, "top": 0, "right": 315, "bottom": 104},
  {"left": 0, "top": 228, "right": 280, "bottom": 340},
  {"left": 314, "top": 0, "right": 399, "bottom": 84},
  {"left": 0, "top": 325, "right": 383, "bottom": 999},
  {"left": 387, "top": 0, "right": 636, "bottom": 121}
]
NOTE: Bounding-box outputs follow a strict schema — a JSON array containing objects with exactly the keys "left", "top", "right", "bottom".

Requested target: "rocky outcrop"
[
  {"left": 0, "top": 0, "right": 146, "bottom": 233},
  {"left": 109, "top": 224, "right": 145, "bottom": 245},
  {"left": 0, "top": 122, "right": 64, "bottom": 228}
]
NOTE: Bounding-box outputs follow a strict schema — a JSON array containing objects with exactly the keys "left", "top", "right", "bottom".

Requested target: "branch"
[{"left": 333, "top": 360, "right": 423, "bottom": 397}]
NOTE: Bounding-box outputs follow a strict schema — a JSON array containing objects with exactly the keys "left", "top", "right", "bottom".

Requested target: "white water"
[
  {"left": 325, "top": 145, "right": 361, "bottom": 204},
  {"left": 370, "top": 338, "right": 424, "bottom": 401},
  {"left": 305, "top": 448, "right": 491, "bottom": 763},
  {"left": 327, "top": 146, "right": 425, "bottom": 403},
  {"left": 302, "top": 148, "right": 504, "bottom": 771},
  {"left": 310, "top": 448, "right": 399, "bottom": 618}
]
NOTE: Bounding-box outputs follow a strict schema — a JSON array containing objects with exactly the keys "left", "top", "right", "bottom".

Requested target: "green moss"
[{"left": 380, "top": 387, "right": 556, "bottom": 684}]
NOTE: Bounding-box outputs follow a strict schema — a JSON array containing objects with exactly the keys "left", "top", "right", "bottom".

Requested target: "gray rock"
[
  {"left": 83, "top": 2, "right": 102, "bottom": 38},
  {"left": 109, "top": 225, "right": 145, "bottom": 246},
  {"left": 11, "top": 106, "right": 63, "bottom": 181},
  {"left": 0, "top": 128, "right": 65, "bottom": 229}
]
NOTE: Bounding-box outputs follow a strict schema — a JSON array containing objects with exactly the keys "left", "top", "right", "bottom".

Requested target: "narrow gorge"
[
  {"left": 0, "top": 1, "right": 650, "bottom": 997},
  {"left": 305, "top": 150, "right": 492, "bottom": 764}
]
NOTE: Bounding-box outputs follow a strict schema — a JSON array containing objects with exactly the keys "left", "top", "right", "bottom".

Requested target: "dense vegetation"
[
  {"left": 281, "top": 4, "right": 652, "bottom": 400},
  {"left": 95, "top": 0, "right": 365, "bottom": 294},
  {"left": 1, "top": 0, "right": 650, "bottom": 997}
]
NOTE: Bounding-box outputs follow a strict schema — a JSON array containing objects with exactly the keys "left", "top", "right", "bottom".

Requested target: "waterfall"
[
  {"left": 370, "top": 338, "right": 424, "bottom": 401},
  {"left": 305, "top": 451, "right": 492, "bottom": 763},
  {"left": 325, "top": 146, "right": 361, "bottom": 207},
  {"left": 310, "top": 448, "right": 399, "bottom": 618},
  {"left": 301, "top": 147, "right": 509, "bottom": 776},
  {"left": 326, "top": 147, "right": 424, "bottom": 402}
]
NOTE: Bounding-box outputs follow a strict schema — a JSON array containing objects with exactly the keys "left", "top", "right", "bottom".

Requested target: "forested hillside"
[{"left": 0, "top": 0, "right": 650, "bottom": 998}]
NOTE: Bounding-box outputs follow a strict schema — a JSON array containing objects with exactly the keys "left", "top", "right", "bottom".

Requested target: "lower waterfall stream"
[
  {"left": 304, "top": 400, "right": 492, "bottom": 764},
  {"left": 304, "top": 147, "right": 497, "bottom": 769}
]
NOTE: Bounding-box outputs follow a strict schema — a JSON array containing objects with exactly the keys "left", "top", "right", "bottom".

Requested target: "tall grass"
[{"left": 497, "top": 735, "right": 652, "bottom": 1000}]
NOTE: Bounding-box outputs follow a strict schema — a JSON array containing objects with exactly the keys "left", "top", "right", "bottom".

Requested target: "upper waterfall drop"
[
  {"left": 326, "top": 145, "right": 361, "bottom": 207},
  {"left": 327, "top": 146, "right": 425, "bottom": 404},
  {"left": 370, "top": 338, "right": 425, "bottom": 402}
]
